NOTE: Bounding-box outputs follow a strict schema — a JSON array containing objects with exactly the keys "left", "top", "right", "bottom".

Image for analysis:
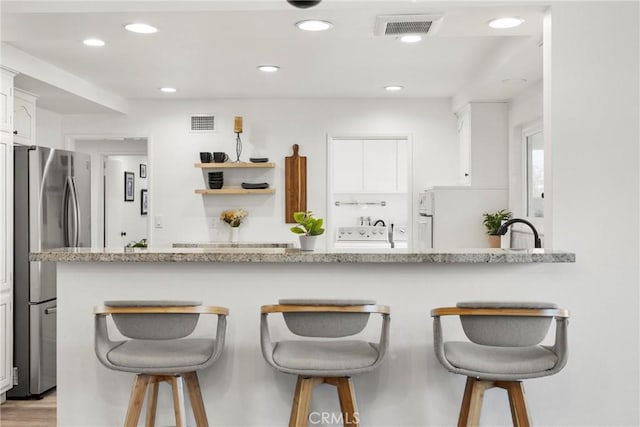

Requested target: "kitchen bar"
[{"left": 34, "top": 248, "right": 574, "bottom": 426}]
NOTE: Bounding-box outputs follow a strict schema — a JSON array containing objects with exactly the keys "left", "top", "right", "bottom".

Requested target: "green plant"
[
  {"left": 126, "top": 238, "right": 148, "bottom": 248},
  {"left": 482, "top": 209, "right": 513, "bottom": 235},
  {"left": 290, "top": 211, "right": 325, "bottom": 236}
]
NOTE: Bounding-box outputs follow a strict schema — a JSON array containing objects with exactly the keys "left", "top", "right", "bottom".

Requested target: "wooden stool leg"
[
  {"left": 501, "top": 381, "right": 532, "bottom": 427},
  {"left": 145, "top": 377, "right": 159, "bottom": 427},
  {"left": 184, "top": 371, "right": 210, "bottom": 427},
  {"left": 334, "top": 377, "right": 359, "bottom": 427},
  {"left": 289, "top": 376, "right": 322, "bottom": 427},
  {"left": 125, "top": 374, "right": 150, "bottom": 427},
  {"left": 169, "top": 375, "right": 187, "bottom": 427},
  {"left": 458, "top": 377, "right": 494, "bottom": 427}
]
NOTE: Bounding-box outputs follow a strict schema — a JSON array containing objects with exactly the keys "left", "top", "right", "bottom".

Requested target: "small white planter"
[
  {"left": 230, "top": 227, "right": 239, "bottom": 243},
  {"left": 298, "top": 235, "right": 318, "bottom": 251}
]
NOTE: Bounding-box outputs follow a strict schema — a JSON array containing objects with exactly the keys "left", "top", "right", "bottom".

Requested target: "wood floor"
[{"left": 0, "top": 390, "right": 56, "bottom": 427}]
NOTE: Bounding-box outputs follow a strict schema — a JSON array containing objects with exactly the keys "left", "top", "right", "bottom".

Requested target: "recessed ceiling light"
[
  {"left": 257, "top": 65, "right": 280, "bottom": 73},
  {"left": 83, "top": 38, "right": 105, "bottom": 47},
  {"left": 488, "top": 17, "right": 524, "bottom": 29},
  {"left": 159, "top": 87, "right": 177, "bottom": 93},
  {"left": 399, "top": 35, "right": 423, "bottom": 43},
  {"left": 124, "top": 23, "right": 158, "bottom": 34},
  {"left": 384, "top": 85, "right": 404, "bottom": 92},
  {"left": 296, "top": 20, "right": 333, "bottom": 31}
]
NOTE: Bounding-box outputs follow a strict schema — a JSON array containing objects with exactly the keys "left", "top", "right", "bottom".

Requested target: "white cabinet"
[
  {"left": 13, "top": 89, "right": 38, "bottom": 145},
  {"left": 332, "top": 139, "right": 408, "bottom": 194},
  {"left": 0, "top": 290, "right": 12, "bottom": 394},
  {"left": 0, "top": 69, "right": 15, "bottom": 134},
  {"left": 0, "top": 68, "right": 14, "bottom": 395}
]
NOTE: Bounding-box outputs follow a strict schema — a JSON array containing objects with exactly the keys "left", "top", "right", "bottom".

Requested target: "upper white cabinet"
[
  {"left": 456, "top": 105, "right": 471, "bottom": 185},
  {"left": 332, "top": 139, "right": 408, "bottom": 194},
  {"left": 0, "top": 69, "right": 16, "bottom": 134},
  {"left": 13, "top": 89, "right": 38, "bottom": 146}
]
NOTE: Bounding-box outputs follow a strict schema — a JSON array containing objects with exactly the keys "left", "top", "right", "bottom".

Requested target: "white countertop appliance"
[
  {"left": 334, "top": 226, "right": 391, "bottom": 249},
  {"left": 417, "top": 186, "right": 507, "bottom": 250}
]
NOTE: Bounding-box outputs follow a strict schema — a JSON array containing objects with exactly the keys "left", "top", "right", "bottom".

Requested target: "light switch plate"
[{"left": 154, "top": 215, "right": 163, "bottom": 229}]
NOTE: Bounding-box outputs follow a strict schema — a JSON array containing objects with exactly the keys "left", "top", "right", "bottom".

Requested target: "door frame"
[{"left": 64, "top": 134, "right": 151, "bottom": 248}]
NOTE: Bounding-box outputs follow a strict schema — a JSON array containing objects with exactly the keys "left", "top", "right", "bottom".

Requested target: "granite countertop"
[{"left": 30, "top": 247, "right": 575, "bottom": 264}]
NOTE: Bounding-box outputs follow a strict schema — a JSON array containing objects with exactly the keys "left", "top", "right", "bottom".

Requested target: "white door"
[
  {"left": 104, "top": 159, "right": 126, "bottom": 248},
  {"left": 332, "top": 140, "right": 363, "bottom": 192}
]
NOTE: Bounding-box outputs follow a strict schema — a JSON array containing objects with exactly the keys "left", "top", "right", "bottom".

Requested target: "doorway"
[{"left": 71, "top": 138, "right": 149, "bottom": 248}]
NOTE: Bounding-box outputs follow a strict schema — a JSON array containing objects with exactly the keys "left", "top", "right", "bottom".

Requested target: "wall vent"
[
  {"left": 189, "top": 114, "right": 216, "bottom": 133},
  {"left": 374, "top": 14, "right": 443, "bottom": 37}
]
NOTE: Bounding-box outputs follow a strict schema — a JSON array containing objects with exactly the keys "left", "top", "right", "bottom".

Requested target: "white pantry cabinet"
[
  {"left": 332, "top": 139, "right": 407, "bottom": 194},
  {"left": 0, "top": 68, "right": 15, "bottom": 395},
  {"left": 13, "top": 89, "right": 38, "bottom": 146}
]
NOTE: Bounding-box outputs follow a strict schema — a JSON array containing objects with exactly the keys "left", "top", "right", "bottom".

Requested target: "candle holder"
[{"left": 235, "top": 132, "right": 242, "bottom": 163}]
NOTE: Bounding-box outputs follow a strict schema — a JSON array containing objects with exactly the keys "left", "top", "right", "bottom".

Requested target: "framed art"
[
  {"left": 140, "top": 189, "right": 148, "bottom": 215},
  {"left": 124, "top": 172, "right": 135, "bottom": 201},
  {"left": 140, "top": 163, "right": 147, "bottom": 178}
]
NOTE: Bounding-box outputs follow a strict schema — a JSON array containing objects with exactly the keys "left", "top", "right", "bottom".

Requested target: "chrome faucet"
[{"left": 496, "top": 218, "right": 542, "bottom": 249}]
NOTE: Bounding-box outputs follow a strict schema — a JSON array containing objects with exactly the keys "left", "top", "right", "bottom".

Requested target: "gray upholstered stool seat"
[
  {"left": 443, "top": 342, "right": 559, "bottom": 376},
  {"left": 272, "top": 340, "right": 379, "bottom": 373},
  {"left": 94, "top": 300, "right": 228, "bottom": 427},
  {"left": 261, "top": 299, "right": 390, "bottom": 427},
  {"left": 431, "top": 301, "right": 569, "bottom": 427},
  {"left": 106, "top": 338, "right": 217, "bottom": 373}
]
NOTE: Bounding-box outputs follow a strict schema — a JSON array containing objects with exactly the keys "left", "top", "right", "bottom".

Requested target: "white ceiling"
[{"left": 1, "top": 1, "right": 544, "bottom": 113}]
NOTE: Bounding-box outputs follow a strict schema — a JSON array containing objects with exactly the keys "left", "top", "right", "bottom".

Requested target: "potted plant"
[
  {"left": 482, "top": 209, "right": 512, "bottom": 248},
  {"left": 290, "top": 210, "right": 324, "bottom": 251}
]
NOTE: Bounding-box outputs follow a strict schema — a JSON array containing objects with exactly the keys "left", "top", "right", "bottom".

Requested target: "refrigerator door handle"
[
  {"left": 70, "top": 177, "right": 81, "bottom": 247},
  {"left": 45, "top": 307, "right": 57, "bottom": 315},
  {"left": 62, "top": 177, "right": 71, "bottom": 246}
]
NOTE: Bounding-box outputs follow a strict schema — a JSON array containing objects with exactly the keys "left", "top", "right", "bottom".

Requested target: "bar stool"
[
  {"left": 431, "top": 301, "right": 569, "bottom": 427},
  {"left": 260, "top": 299, "right": 390, "bottom": 427},
  {"left": 94, "top": 300, "right": 228, "bottom": 427}
]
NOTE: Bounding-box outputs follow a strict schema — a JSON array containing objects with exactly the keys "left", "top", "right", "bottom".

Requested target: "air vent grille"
[
  {"left": 384, "top": 21, "right": 432, "bottom": 35},
  {"left": 374, "top": 14, "right": 443, "bottom": 37},
  {"left": 190, "top": 115, "right": 216, "bottom": 133}
]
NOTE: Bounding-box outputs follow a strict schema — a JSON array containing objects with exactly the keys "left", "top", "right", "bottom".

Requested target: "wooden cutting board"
[{"left": 285, "top": 144, "right": 307, "bottom": 223}]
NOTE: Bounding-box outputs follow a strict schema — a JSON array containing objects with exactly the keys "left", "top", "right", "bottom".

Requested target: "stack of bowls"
[{"left": 208, "top": 172, "right": 223, "bottom": 189}]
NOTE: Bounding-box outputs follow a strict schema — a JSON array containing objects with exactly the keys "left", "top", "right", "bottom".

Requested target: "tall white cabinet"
[{"left": 0, "top": 67, "right": 16, "bottom": 398}]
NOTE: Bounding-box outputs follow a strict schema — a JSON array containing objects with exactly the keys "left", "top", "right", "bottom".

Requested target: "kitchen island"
[{"left": 34, "top": 247, "right": 575, "bottom": 426}]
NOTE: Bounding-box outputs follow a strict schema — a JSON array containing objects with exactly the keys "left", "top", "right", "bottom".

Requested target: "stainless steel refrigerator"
[{"left": 9, "top": 145, "right": 91, "bottom": 398}]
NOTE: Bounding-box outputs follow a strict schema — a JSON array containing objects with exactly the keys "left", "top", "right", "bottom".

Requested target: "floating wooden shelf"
[
  {"left": 195, "top": 188, "right": 275, "bottom": 195},
  {"left": 195, "top": 162, "right": 275, "bottom": 169}
]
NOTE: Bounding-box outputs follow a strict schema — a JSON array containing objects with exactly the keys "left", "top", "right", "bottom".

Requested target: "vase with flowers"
[{"left": 220, "top": 208, "right": 248, "bottom": 243}]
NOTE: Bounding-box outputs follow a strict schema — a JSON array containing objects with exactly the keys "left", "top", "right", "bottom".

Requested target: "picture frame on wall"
[
  {"left": 124, "top": 172, "right": 135, "bottom": 201},
  {"left": 140, "top": 163, "right": 147, "bottom": 178},
  {"left": 141, "top": 189, "right": 148, "bottom": 215}
]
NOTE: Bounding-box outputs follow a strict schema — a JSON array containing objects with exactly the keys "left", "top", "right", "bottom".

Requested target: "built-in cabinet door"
[
  {"left": 13, "top": 89, "right": 37, "bottom": 145},
  {"left": 0, "top": 72, "right": 13, "bottom": 134},
  {"left": 332, "top": 140, "right": 363, "bottom": 193},
  {"left": 363, "top": 139, "right": 397, "bottom": 192},
  {"left": 0, "top": 290, "right": 12, "bottom": 393},
  {"left": 396, "top": 139, "right": 408, "bottom": 193}
]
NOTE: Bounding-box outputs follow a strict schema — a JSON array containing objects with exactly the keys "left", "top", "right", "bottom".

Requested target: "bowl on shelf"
[
  {"left": 249, "top": 157, "right": 269, "bottom": 163},
  {"left": 241, "top": 182, "right": 269, "bottom": 190},
  {"left": 208, "top": 181, "right": 224, "bottom": 189}
]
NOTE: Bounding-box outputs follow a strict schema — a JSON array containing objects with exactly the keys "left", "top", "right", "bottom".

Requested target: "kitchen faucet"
[
  {"left": 373, "top": 219, "right": 386, "bottom": 227},
  {"left": 496, "top": 218, "right": 542, "bottom": 249}
]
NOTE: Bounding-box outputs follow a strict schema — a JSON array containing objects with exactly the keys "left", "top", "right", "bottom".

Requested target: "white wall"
[
  {"left": 62, "top": 99, "right": 458, "bottom": 248},
  {"left": 35, "top": 106, "right": 64, "bottom": 149},
  {"left": 543, "top": 1, "right": 638, "bottom": 424},
  {"left": 106, "top": 155, "right": 148, "bottom": 247}
]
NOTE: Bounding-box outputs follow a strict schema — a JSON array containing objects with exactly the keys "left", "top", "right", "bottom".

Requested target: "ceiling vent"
[
  {"left": 189, "top": 114, "right": 216, "bottom": 133},
  {"left": 374, "top": 14, "right": 443, "bottom": 37}
]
